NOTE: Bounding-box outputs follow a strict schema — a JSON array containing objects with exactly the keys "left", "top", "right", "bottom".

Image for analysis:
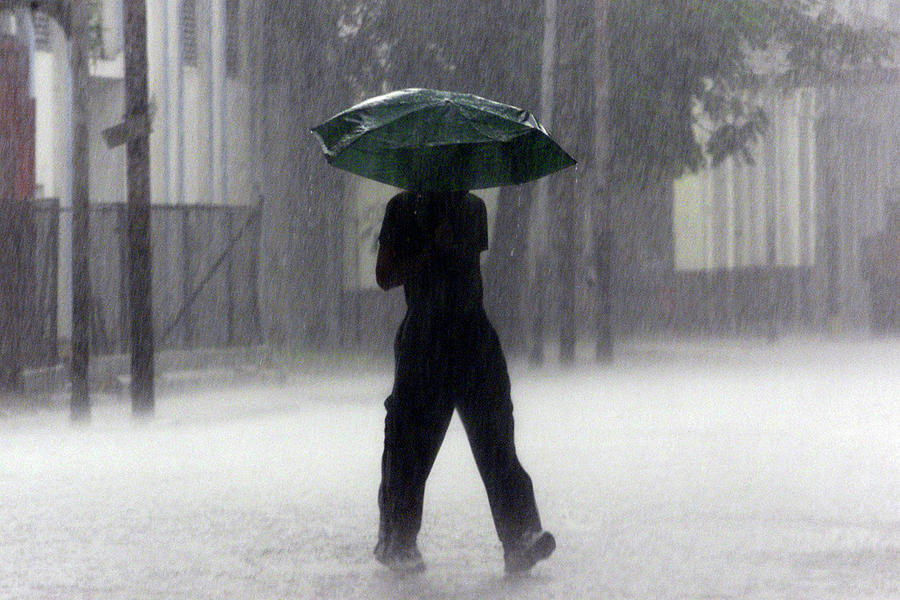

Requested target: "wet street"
[{"left": 1, "top": 337, "right": 898, "bottom": 599}]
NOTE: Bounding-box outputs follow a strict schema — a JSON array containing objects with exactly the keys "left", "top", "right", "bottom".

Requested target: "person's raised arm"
[{"left": 376, "top": 242, "right": 431, "bottom": 291}]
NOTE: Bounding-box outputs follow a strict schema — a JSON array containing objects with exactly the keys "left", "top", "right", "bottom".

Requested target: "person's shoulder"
[
  {"left": 384, "top": 191, "right": 418, "bottom": 219},
  {"left": 386, "top": 190, "right": 417, "bottom": 209}
]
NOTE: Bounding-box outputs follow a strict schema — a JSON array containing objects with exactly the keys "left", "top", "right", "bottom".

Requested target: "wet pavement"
[{"left": 0, "top": 337, "right": 897, "bottom": 599}]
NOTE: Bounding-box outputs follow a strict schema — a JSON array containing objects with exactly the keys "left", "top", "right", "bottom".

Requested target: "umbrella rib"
[
  {"left": 360, "top": 103, "right": 533, "bottom": 152},
  {"left": 325, "top": 101, "right": 445, "bottom": 155},
  {"left": 450, "top": 103, "right": 535, "bottom": 144}
]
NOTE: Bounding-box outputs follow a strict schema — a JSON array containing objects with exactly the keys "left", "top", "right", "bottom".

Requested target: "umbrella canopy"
[{"left": 311, "top": 88, "right": 576, "bottom": 192}]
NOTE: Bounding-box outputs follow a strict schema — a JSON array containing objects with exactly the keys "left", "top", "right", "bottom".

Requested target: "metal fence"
[
  {"left": 26, "top": 198, "right": 59, "bottom": 367},
  {"left": 26, "top": 201, "right": 262, "bottom": 367}
]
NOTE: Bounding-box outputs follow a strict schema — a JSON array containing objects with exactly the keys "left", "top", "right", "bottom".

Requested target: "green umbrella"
[{"left": 311, "top": 88, "right": 575, "bottom": 192}]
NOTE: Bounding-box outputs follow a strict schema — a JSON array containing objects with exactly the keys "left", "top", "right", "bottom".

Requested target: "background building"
[
  {"left": 23, "top": 0, "right": 256, "bottom": 337},
  {"left": 671, "top": 0, "right": 900, "bottom": 333}
]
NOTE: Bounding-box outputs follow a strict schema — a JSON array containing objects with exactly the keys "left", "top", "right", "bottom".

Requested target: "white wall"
[
  {"left": 33, "top": 0, "right": 255, "bottom": 208},
  {"left": 673, "top": 88, "right": 818, "bottom": 271},
  {"left": 33, "top": 16, "right": 70, "bottom": 205},
  {"left": 87, "top": 76, "right": 127, "bottom": 204},
  {"left": 145, "top": 0, "right": 253, "bottom": 206},
  {"left": 33, "top": 51, "right": 57, "bottom": 198},
  {"left": 30, "top": 0, "right": 257, "bottom": 340}
]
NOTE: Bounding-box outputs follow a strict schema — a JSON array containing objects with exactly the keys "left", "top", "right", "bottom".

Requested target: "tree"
[
  {"left": 599, "top": 0, "right": 891, "bottom": 346},
  {"left": 254, "top": 1, "right": 889, "bottom": 356},
  {"left": 348, "top": 1, "right": 890, "bottom": 362},
  {"left": 608, "top": 0, "right": 891, "bottom": 187},
  {"left": 552, "top": 0, "right": 595, "bottom": 365},
  {"left": 252, "top": 1, "right": 543, "bottom": 350},
  {"left": 337, "top": 1, "right": 546, "bottom": 355},
  {"left": 337, "top": 1, "right": 542, "bottom": 104},
  {"left": 536, "top": 0, "right": 890, "bottom": 359},
  {"left": 248, "top": 1, "right": 354, "bottom": 347}
]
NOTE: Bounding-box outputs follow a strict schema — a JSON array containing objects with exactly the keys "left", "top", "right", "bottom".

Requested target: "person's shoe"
[
  {"left": 374, "top": 542, "right": 426, "bottom": 574},
  {"left": 504, "top": 530, "right": 555, "bottom": 574}
]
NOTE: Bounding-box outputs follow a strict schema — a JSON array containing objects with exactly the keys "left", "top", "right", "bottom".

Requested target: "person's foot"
[
  {"left": 504, "top": 530, "right": 555, "bottom": 574},
  {"left": 374, "top": 541, "right": 426, "bottom": 574}
]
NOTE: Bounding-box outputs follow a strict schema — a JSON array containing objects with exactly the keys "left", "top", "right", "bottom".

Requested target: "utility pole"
[
  {"left": 124, "top": 0, "right": 154, "bottom": 416},
  {"left": 530, "top": 0, "right": 557, "bottom": 367},
  {"left": 70, "top": 0, "right": 92, "bottom": 421},
  {"left": 554, "top": 3, "right": 578, "bottom": 367},
  {"left": 593, "top": 0, "right": 614, "bottom": 362}
]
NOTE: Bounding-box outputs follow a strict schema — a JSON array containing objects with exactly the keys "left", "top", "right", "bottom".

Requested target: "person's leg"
[
  {"left": 453, "top": 317, "right": 543, "bottom": 550},
  {"left": 376, "top": 391, "right": 453, "bottom": 561},
  {"left": 376, "top": 316, "right": 454, "bottom": 568}
]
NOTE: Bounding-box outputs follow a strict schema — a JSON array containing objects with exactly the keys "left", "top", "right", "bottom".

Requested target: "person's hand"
[{"left": 434, "top": 220, "right": 453, "bottom": 254}]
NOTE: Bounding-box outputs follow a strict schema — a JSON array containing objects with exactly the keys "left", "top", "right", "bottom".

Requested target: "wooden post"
[
  {"left": 529, "top": 0, "right": 558, "bottom": 368},
  {"left": 595, "top": 230, "right": 613, "bottom": 359},
  {"left": 181, "top": 207, "right": 193, "bottom": 346},
  {"left": 248, "top": 198, "right": 263, "bottom": 344},
  {"left": 70, "top": 1, "right": 92, "bottom": 421},
  {"left": 764, "top": 97, "right": 778, "bottom": 342},
  {"left": 47, "top": 200, "right": 59, "bottom": 365},
  {"left": 124, "top": 0, "right": 154, "bottom": 416},
  {"left": 593, "top": 0, "right": 614, "bottom": 362},
  {"left": 117, "top": 206, "right": 129, "bottom": 353},
  {"left": 797, "top": 89, "right": 812, "bottom": 328},
  {"left": 528, "top": 257, "right": 547, "bottom": 367},
  {"left": 225, "top": 210, "right": 235, "bottom": 345}
]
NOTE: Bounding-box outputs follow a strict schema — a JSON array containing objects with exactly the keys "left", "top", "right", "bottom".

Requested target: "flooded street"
[{"left": 1, "top": 337, "right": 897, "bottom": 599}]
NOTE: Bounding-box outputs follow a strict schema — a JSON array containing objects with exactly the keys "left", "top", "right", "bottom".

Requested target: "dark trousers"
[{"left": 376, "top": 308, "right": 542, "bottom": 555}]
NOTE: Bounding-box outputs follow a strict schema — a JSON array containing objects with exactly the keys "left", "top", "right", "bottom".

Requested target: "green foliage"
[
  {"left": 609, "top": 0, "right": 893, "bottom": 188},
  {"left": 335, "top": 1, "right": 543, "bottom": 112},
  {"left": 329, "top": 0, "right": 890, "bottom": 191}
]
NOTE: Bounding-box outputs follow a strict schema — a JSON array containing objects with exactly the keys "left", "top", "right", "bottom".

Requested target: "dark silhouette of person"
[{"left": 373, "top": 189, "right": 554, "bottom": 574}]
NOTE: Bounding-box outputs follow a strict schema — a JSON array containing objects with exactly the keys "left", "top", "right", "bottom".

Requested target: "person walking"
[{"left": 373, "top": 189, "right": 555, "bottom": 575}]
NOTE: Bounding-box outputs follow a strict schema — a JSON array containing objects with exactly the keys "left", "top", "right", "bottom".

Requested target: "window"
[
  {"left": 226, "top": 0, "right": 239, "bottom": 77},
  {"left": 33, "top": 11, "right": 51, "bottom": 51},
  {"left": 182, "top": 0, "right": 197, "bottom": 66},
  {"left": 88, "top": 0, "right": 104, "bottom": 59}
]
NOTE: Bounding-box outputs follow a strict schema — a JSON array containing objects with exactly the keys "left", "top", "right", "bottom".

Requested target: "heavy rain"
[{"left": 0, "top": 1, "right": 898, "bottom": 598}]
